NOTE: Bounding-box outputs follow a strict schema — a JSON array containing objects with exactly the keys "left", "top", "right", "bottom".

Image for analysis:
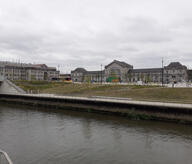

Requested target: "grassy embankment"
[{"left": 14, "top": 81, "right": 192, "bottom": 104}]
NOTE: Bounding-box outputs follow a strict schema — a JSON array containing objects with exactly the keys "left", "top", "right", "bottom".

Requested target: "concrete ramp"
[
  {"left": 0, "top": 80, "right": 26, "bottom": 94},
  {"left": 0, "top": 75, "right": 4, "bottom": 82}
]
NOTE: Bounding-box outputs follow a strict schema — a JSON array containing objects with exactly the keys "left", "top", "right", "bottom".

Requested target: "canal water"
[{"left": 0, "top": 104, "right": 192, "bottom": 164}]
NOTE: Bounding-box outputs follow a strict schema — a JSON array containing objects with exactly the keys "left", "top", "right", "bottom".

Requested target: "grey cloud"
[
  {"left": 0, "top": 0, "right": 192, "bottom": 73},
  {"left": 119, "top": 17, "right": 173, "bottom": 43}
]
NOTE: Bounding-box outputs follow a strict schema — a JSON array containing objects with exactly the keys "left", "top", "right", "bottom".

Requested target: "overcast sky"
[{"left": 0, "top": 0, "right": 192, "bottom": 73}]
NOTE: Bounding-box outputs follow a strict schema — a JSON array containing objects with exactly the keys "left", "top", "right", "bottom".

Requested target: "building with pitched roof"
[
  {"left": 71, "top": 60, "right": 190, "bottom": 83},
  {"left": 0, "top": 61, "right": 59, "bottom": 81}
]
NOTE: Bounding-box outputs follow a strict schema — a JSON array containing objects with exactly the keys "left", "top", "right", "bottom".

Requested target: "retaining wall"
[{"left": 0, "top": 94, "right": 192, "bottom": 124}]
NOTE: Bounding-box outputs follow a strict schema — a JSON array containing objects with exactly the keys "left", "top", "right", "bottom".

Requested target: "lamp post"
[
  {"left": 101, "top": 64, "right": 103, "bottom": 84},
  {"left": 162, "top": 58, "right": 164, "bottom": 87}
]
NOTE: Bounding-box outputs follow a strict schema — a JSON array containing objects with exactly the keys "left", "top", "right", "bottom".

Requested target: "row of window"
[{"left": 72, "top": 73, "right": 83, "bottom": 77}]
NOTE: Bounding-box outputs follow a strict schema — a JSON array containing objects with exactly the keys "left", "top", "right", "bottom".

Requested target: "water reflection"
[
  {"left": 0, "top": 103, "right": 192, "bottom": 164},
  {"left": 81, "top": 119, "right": 92, "bottom": 140}
]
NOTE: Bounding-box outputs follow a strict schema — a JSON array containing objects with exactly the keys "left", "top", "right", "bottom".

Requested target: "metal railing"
[{"left": 0, "top": 149, "right": 13, "bottom": 164}]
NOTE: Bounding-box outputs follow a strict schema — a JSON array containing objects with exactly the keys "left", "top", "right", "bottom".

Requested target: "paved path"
[
  {"left": 0, "top": 75, "right": 4, "bottom": 82},
  {"left": 0, "top": 80, "right": 26, "bottom": 94},
  {"left": 19, "top": 93, "right": 192, "bottom": 110}
]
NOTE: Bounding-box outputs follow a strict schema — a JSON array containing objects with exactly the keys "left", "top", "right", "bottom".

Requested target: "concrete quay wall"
[{"left": 0, "top": 94, "right": 192, "bottom": 124}]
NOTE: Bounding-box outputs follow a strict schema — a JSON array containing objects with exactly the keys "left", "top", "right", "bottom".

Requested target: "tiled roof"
[
  {"left": 87, "top": 70, "right": 105, "bottom": 74},
  {"left": 131, "top": 68, "right": 162, "bottom": 73},
  {"left": 165, "top": 62, "right": 187, "bottom": 69},
  {"left": 72, "top": 68, "right": 87, "bottom": 73},
  {"left": 0, "top": 61, "right": 57, "bottom": 70},
  {"left": 105, "top": 60, "right": 133, "bottom": 69}
]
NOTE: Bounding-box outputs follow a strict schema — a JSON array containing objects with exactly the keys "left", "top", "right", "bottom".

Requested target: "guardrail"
[{"left": 0, "top": 149, "right": 13, "bottom": 164}]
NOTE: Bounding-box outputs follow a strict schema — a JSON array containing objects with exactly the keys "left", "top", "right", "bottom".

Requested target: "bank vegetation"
[{"left": 14, "top": 81, "right": 192, "bottom": 104}]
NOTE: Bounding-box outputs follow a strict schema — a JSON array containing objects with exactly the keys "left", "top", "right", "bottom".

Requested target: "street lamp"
[
  {"left": 101, "top": 64, "right": 103, "bottom": 84},
  {"left": 162, "top": 58, "right": 164, "bottom": 86}
]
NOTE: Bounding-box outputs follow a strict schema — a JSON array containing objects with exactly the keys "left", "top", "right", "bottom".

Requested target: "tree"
[
  {"left": 140, "top": 73, "right": 144, "bottom": 82},
  {"left": 146, "top": 74, "right": 150, "bottom": 83},
  {"left": 128, "top": 73, "right": 132, "bottom": 82},
  {"left": 84, "top": 75, "right": 91, "bottom": 83}
]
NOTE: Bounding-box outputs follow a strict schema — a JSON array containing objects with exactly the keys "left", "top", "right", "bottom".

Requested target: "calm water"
[{"left": 0, "top": 104, "right": 192, "bottom": 164}]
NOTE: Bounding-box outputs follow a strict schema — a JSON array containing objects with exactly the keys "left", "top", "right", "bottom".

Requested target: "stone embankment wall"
[{"left": 0, "top": 94, "right": 192, "bottom": 124}]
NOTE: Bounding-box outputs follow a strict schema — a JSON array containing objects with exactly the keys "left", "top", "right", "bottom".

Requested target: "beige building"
[
  {"left": 0, "top": 61, "right": 59, "bottom": 81},
  {"left": 71, "top": 60, "right": 189, "bottom": 83},
  {"left": 104, "top": 60, "right": 133, "bottom": 82}
]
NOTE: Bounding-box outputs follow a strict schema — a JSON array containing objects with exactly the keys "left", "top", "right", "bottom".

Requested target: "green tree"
[
  {"left": 141, "top": 73, "right": 144, "bottom": 81},
  {"left": 84, "top": 75, "right": 91, "bottom": 83},
  {"left": 128, "top": 73, "right": 132, "bottom": 82},
  {"left": 146, "top": 75, "right": 150, "bottom": 83}
]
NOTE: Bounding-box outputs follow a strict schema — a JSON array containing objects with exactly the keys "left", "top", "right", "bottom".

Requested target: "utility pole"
[
  {"left": 162, "top": 58, "right": 164, "bottom": 87},
  {"left": 101, "top": 64, "right": 103, "bottom": 84}
]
